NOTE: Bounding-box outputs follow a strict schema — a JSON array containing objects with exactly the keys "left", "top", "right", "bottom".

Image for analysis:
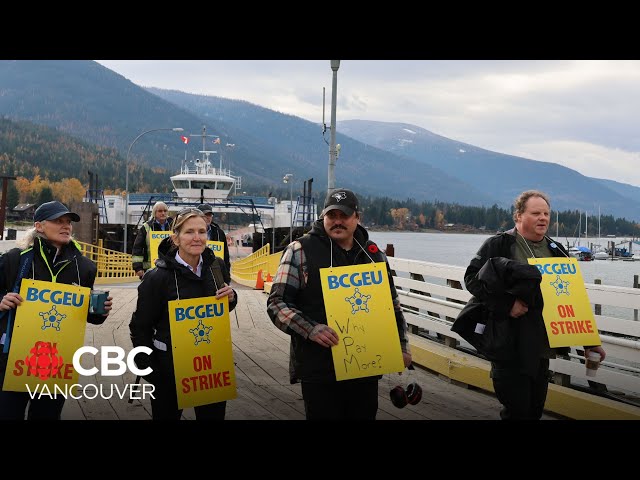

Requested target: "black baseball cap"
[
  {"left": 197, "top": 203, "right": 213, "bottom": 214},
  {"left": 321, "top": 189, "right": 359, "bottom": 217},
  {"left": 34, "top": 201, "right": 80, "bottom": 223}
]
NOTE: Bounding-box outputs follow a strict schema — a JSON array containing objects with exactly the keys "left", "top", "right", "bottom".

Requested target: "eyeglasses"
[{"left": 177, "top": 207, "right": 205, "bottom": 218}]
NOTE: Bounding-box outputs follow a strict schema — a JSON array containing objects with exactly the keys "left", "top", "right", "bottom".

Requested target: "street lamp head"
[
  {"left": 283, "top": 173, "right": 293, "bottom": 184},
  {"left": 330, "top": 60, "right": 340, "bottom": 71},
  {"left": 172, "top": 128, "right": 184, "bottom": 132}
]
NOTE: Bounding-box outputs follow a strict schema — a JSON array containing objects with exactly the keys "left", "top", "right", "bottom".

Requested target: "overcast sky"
[{"left": 96, "top": 60, "right": 640, "bottom": 188}]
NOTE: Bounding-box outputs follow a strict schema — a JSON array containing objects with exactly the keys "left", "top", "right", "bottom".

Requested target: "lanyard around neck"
[{"left": 38, "top": 241, "right": 69, "bottom": 282}]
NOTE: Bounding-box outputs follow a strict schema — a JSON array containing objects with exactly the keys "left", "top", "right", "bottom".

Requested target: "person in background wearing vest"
[
  {"left": 267, "top": 189, "right": 411, "bottom": 420},
  {"left": 197, "top": 203, "right": 231, "bottom": 274},
  {"left": 0, "top": 201, "right": 113, "bottom": 420},
  {"left": 463, "top": 190, "right": 606, "bottom": 420},
  {"left": 132, "top": 201, "right": 174, "bottom": 279}
]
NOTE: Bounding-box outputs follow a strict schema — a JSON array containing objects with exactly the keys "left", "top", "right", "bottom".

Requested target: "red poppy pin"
[{"left": 368, "top": 244, "right": 379, "bottom": 254}]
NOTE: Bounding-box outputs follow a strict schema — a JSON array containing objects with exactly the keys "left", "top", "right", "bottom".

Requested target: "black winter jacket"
[
  {"left": 0, "top": 236, "right": 106, "bottom": 345},
  {"left": 453, "top": 257, "right": 544, "bottom": 372},
  {"left": 129, "top": 236, "right": 237, "bottom": 356},
  {"left": 460, "top": 228, "right": 570, "bottom": 375}
]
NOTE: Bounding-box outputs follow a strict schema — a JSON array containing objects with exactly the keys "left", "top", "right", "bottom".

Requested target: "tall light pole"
[
  {"left": 283, "top": 173, "right": 294, "bottom": 244},
  {"left": 123, "top": 127, "right": 184, "bottom": 253},
  {"left": 327, "top": 60, "right": 340, "bottom": 194}
]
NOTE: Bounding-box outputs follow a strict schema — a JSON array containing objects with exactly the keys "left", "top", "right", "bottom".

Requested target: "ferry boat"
[
  {"left": 170, "top": 127, "right": 240, "bottom": 202},
  {"left": 92, "top": 127, "right": 317, "bottom": 253}
]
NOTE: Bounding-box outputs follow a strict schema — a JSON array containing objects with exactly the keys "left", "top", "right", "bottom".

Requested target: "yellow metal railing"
[
  {"left": 77, "top": 240, "right": 138, "bottom": 284},
  {"left": 231, "top": 244, "right": 283, "bottom": 288}
]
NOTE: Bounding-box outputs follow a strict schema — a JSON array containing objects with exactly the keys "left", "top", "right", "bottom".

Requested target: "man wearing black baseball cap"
[
  {"left": 0, "top": 200, "right": 112, "bottom": 420},
  {"left": 267, "top": 188, "right": 412, "bottom": 420},
  {"left": 197, "top": 203, "right": 230, "bottom": 273}
]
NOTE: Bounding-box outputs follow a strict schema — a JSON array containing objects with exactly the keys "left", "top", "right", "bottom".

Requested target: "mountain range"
[{"left": 0, "top": 60, "right": 638, "bottom": 221}]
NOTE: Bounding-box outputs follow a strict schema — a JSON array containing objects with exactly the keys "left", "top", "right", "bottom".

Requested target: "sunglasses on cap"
[{"left": 177, "top": 207, "right": 205, "bottom": 218}]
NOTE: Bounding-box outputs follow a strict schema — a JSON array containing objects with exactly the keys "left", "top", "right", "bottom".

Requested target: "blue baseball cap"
[{"left": 34, "top": 201, "right": 80, "bottom": 223}]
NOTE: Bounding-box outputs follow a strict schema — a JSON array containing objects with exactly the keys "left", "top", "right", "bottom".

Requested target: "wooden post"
[
  {"left": 385, "top": 243, "right": 394, "bottom": 257},
  {"left": 594, "top": 279, "right": 601, "bottom": 316},
  {"left": 634, "top": 275, "right": 639, "bottom": 321},
  {"left": 0, "top": 176, "right": 17, "bottom": 241}
]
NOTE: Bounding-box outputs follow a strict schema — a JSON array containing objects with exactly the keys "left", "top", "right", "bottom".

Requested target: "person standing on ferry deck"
[
  {"left": 267, "top": 188, "right": 411, "bottom": 420},
  {"left": 463, "top": 190, "right": 606, "bottom": 420},
  {"left": 129, "top": 208, "right": 237, "bottom": 420},
  {"left": 132, "top": 201, "right": 174, "bottom": 279},
  {"left": 197, "top": 203, "right": 231, "bottom": 275},
  {"left": 0, "top": 201, "right": 113, "bottom": 420}
]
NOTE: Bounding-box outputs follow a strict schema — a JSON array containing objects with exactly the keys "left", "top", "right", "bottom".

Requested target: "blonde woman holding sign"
[
  {"left": 129, "top": 208, "right": 237, "bottom": 420},
  {"left": 0, "top": 201, "right": 112, "bottom": 420}
]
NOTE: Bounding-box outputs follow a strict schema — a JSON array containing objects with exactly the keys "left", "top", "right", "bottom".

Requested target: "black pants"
[
  {"left": 148, "top": 349, "right": 226, "bottom": 420},
  {"left": 490, "top": 358, "right": 550, "bottom": 420},
  {"left": 301, "top": 378, "right": 379, "bottom": 420},
  {"left": 0, "top": 355, "right": 65, "bottom": 420}
]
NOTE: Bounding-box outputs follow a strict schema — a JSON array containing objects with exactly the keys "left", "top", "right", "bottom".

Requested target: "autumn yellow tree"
[
  {"left": 390, "top": 208, "right": 410, "bottom": 229},
  {"left": 435, "top": 209, "right": 445, "bottom": 230},
  {"left": 51, "top": 178, "right": 86, "bottom": 204}
]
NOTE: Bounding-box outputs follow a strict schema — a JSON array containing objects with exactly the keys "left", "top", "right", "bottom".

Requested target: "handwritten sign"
[
  {"left": 320, "top": 262, "right": 404, "bottom": 381},
  {"left": 4, "top": 280, "right": 89, "bottom": 392},
  {"left": 528, "top": 257, "right": 601, "bottom": 348},
  {"left": 167, "top": 296, "right": 236, "bottom": 409},
  {"left": 149, "top": 230, "right": 173, "bottom": 267}
]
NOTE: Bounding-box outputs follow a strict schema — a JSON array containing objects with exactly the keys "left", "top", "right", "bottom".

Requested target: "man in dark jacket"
[
  {"left": 463, "top": 190, "right": 606, "bottom": 420},
  {"left": 267, "top": 188, "right": 411, "bottom": 420},
  {"left": 132, "top": 201, "right": 174, "bottom": 279},
  {"left": 197, "top": 203, "right": 231, "bottom": 274},
  {"left": 0, "top": 200, "right": 112, "bottom": 420}
]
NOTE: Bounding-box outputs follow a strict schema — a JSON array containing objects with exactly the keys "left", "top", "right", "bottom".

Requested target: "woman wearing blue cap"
[{"left": 0, "top": 200, "right": 113, "bottom": 420}]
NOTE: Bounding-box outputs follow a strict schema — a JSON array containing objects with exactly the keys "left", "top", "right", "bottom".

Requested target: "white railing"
[{"left": 388, "top": 257, "right": 640, "bottom": 398}]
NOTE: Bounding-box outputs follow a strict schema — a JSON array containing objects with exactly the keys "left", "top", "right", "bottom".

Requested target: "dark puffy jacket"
[
  {"left": 453, "top": 257, "right": 543, "bottom": 370},
  {"left": 459, "top": 228, "right": 570, "bottom": 375},
  {"left": 0, "top": 236, "right": 106, "bottom": 345},
  {"left": 129, "top": 236, "right": 236, "bottom": 354}
]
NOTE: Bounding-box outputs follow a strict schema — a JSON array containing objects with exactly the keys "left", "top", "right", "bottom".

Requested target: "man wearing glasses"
[{"left": 132, "top": 201, "right": 174, "bottom": 279}]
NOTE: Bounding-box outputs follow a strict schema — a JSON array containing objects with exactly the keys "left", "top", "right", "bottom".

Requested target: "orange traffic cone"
[
  {"left": 265, "top": 272, "right": 273, "bottom": 282},
  {"left": 255, "top": 269, "right": 264, "bottom": 290}
]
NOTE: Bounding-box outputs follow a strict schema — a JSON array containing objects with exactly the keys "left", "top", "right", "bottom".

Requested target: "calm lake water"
[{"left": 368, "top": 231, "right": 640, "bottom": 289}]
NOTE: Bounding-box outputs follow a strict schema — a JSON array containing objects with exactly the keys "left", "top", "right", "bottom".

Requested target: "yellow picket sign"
[
  {"left": 3, "top": 279, "right": 89, "bottom": 392},
  {"left": 206, "top": 240, "right": 225, "bottom": 260},
  {"left": 320, "top": 262, "right": 404, "bottom": 381},
  {"left": 167, "top": 296, "right": 236, "bottom": 409},
  {"left": 149, "top": 230, "right": 173, "bottom": 267},
  {"left": 528, "top": 257, "right": 601, "bottom": 348}
]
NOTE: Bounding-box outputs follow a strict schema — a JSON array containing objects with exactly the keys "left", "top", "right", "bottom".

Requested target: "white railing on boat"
[{"left": 387, "top": 256, "right": 640, "bottom": 400}]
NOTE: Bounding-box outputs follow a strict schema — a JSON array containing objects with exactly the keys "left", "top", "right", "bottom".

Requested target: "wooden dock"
[{"left": 59, "top": 282, "right": 555, "bottom": 420}]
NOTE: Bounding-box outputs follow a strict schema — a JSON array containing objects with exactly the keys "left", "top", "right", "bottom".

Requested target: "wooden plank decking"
[{"left": 58, "top": 282, "right": 551, "bottom": 420}]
